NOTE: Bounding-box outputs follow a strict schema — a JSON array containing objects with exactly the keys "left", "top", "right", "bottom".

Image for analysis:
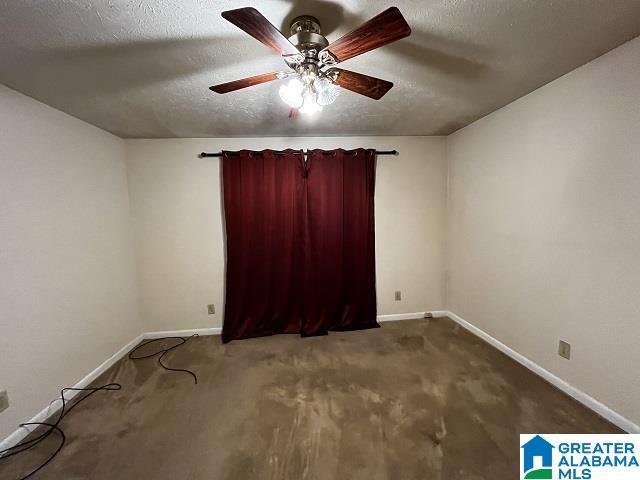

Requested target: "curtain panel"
[{"left": 221, "top": 148, "right": 378, "bottom": 342}]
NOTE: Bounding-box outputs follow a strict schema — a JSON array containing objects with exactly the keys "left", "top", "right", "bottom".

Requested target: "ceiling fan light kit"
[{"left": 210, "top": 6, "right": 411, "bottom": 115}]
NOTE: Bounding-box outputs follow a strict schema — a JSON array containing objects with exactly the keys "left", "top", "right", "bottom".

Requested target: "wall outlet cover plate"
[{"left": 558, "top": 340, "right": 571, "bottom": 360}]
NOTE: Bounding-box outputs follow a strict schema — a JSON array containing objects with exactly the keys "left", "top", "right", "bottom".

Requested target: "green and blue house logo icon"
[{"left": 521, "top": 435, "right": 554, "bottom": 479}]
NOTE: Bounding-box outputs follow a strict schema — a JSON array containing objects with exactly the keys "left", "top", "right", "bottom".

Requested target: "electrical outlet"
[
  {"left": 0, "top": 390, "right": 9, "bottom": 414},
  {"left": 207, "top": 304, "right": 215, "bottom": 315},
  {"left": 395, "top": 291, "right": 402, "bottom": 301},
  {"left": 558, "top": 340, "right": 571, "bottom": 360}
]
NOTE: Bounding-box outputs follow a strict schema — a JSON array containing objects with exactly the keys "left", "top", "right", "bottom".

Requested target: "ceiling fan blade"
[
  {"left": 328, "top": 68, "right": 393, "bottom": 100},
  {"left": 319, "top": 7, "right": 411, "bottom": 64},
  {"left": 221, "top": 7, "right": 301, "bottom": 57},
  {"left": 210, "top": 71, "right": 291, "bottom": 94}
]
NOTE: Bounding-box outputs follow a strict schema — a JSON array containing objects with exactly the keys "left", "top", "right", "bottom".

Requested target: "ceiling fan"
[{"left": 210, "top": 6, "right": 411, "bottom": 114}]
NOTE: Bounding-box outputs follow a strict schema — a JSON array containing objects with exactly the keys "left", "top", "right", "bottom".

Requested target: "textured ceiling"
[{"left": 1, "top": 0, "right": 639, "bottom": 138}]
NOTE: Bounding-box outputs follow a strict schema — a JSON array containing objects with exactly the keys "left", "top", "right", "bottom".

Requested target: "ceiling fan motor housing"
[{"left": 288, "top": 15, "right": 329, "bottom": 56}]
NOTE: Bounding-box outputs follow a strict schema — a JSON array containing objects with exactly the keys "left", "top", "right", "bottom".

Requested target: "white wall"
[
  {"left": 446, "top": 37, "right": 640, "bottom": 428},
  {"left": 5, "top": 33, "right": 638, "bottom": 443},
  {"left": 126, "top": 137, "right": 447, "bottom": 331},
  {"left": 0, "top": 85, "right": 141, "bottom": 440}
]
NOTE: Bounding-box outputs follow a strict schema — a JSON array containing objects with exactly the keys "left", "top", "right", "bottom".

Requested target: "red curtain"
[{"left": 222, "top": 148, "right": 378, "bottom": 342}]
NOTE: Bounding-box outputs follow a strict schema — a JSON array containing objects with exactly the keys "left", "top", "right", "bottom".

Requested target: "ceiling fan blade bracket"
[
  {"left": 283, "top": 52, "right": 305, "bottom": 67},
  {"left": 325, "top": 68, "right": 340, "bottom": 82},
  {"left": 275, "top": 71, "right": 294, "bottom": 79},
  {"left": 319, "top": 50, "right": 338, "bottom": 66}
]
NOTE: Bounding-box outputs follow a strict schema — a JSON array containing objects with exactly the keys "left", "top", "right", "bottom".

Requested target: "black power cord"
[
  {"left": 127, "top": 335, "right": 199, "bottom": 384},
  {"left": 0, "top": 335, "right": 197, "bottom": 479},
  {"left": 0, "top": 383, "right": 122, "bottom": 480}
]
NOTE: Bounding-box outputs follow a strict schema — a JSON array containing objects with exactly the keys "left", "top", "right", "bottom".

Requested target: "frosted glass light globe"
[
  {"left": 279, "top": 78, "right": 304, "bottom": 108},
  {"left": 314, "top": 77, "right": 340, "bottom": 106},
  {"left": 298, "top": 91, "right": 322, "bottom": 115}
]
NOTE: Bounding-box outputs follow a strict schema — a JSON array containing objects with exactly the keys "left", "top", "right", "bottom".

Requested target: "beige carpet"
[{"left": 0, "top": 318, "right": 620, "bottom": 479}]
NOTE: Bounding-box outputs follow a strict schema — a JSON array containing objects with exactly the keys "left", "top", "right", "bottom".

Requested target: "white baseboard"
[
  {"left": 5, "top": 310, "right": 635, "bottom": 452},
  {"left": 377, "top": 311, "right": 448, "bottom": 322},
  {"left": 0, "top": 333, "right": 144, "bottom": 452},
  {"left": 0, "top": 326, "right": 225, "bottom": 451},
  {"left": 143, "top": 327, "right": 221, "bottom": 339},
  {"left": 378, "top": 312, "right": 425, "bottom": 321},
  {"left": 445, "top": 310, "right": 639, "bottom": 433}
]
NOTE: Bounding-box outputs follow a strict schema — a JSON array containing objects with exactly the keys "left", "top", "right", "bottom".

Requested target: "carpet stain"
[{"left": 0, "top": 318, "right": 621, "bottom": 480}]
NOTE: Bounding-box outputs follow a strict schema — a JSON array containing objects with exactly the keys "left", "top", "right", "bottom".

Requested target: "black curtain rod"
[{"left": 199, "top": 149, "right": 398, "bottom": 158}]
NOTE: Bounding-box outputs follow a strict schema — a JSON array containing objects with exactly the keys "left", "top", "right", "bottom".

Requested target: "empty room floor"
[{"left": 0, "top": 318, "right": 620, "bottom": 480}]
